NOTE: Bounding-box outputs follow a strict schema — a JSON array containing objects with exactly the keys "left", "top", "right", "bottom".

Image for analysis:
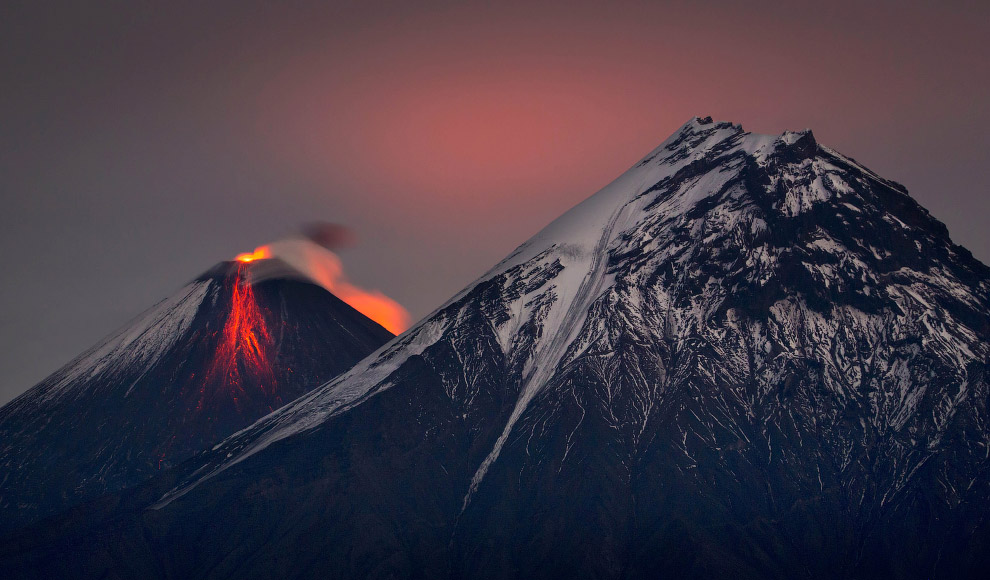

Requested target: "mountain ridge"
[
  {"left": 3, "top": 116, "right": 989, "bottom": 579},
  {"left": 162, "top": 116, "right": 989, "bottom": 506}
]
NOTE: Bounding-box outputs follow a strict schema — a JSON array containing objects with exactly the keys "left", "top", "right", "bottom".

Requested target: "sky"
[{"left": 1, "top": 0, "right": 988, "bottom": 404}]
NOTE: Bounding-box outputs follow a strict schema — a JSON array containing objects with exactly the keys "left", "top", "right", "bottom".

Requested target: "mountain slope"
[
  {"left": 4, "top": 117, "right": 990, "bottom": 579},
  {"left": 0, "top": 260, "right": 393, "bottom": 532}
]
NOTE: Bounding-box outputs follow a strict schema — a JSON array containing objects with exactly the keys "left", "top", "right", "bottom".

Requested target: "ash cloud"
[{"left": 301, "top": 222, "right": 355, "bottom": 251}]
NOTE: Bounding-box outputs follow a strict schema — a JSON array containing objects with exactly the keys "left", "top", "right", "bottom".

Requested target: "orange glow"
[
  {"left": 234, "top": 246, "right": 272, "bottom": 263},
  {"left": 263, "top": 239, "right": 410, "bottom": 335},
  {"left": 294, "top": 246, "right": 410, "bottom": 334},
  {"left": 332, "top": 287, "right": 409, "bottom": 336},
  {"left": 307, "top": 252, "right": 410, "bottom": 335},
  {"left": 200, "top": 262, "right": 276, "bottom": 411}
]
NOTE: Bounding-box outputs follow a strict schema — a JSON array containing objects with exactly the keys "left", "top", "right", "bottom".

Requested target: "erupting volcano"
[{"left": 0, "top": 256, "right": 395, "bottom": 533}]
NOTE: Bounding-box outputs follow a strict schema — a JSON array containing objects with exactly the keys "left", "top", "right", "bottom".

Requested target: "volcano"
[
  {"left": 4, "top": 118, "right": 990, "bottom": 579},
  {"left": 0, "top": 258, "right": 393, "bottom": 532}
]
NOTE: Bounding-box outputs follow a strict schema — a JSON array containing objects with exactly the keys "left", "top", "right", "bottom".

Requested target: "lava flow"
[{"left": 199, "top": 262, "right": 277, "bottom": 413}]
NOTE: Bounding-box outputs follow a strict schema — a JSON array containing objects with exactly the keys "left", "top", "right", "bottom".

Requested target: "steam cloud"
[{"left": 244, "top": 225, "right": 410, "bottom": 335}]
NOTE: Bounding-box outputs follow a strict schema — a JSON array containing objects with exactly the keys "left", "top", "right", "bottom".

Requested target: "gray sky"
[{"left": 2, "top": 0, "right": 989, "bottom": 404}]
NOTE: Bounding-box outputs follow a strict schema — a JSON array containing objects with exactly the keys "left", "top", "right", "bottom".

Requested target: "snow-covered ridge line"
[
  {"left": 159, "top": 115, "right": 985, "bottom": 506},
  {"left": 154, "top": 117, "right": 745, "bottom": 500},
  {"left": 154, "top": 313, "right": 451, "bottom": 507},
  {"left": 5, "top": 280, "right": 211, "bottom": 410}
]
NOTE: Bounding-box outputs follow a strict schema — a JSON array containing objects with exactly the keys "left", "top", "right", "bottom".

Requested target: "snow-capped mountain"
[
  {"left": 5, "top": 117, "right": 990, "bottom": 579},
  {"left": 0, "top": 259, "right": 393, "bottom": 532}
]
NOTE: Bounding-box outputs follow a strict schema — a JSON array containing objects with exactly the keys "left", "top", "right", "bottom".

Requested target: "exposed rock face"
[{"left": 3, "top": 118, "right": 989, "bottom": 579}]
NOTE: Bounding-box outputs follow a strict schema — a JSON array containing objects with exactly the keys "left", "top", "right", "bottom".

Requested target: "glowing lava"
[
  {"left": 234, "top": 246, "right": 272, "bottom": 263},
  {"left": 200, "top": 262, "right": 276, "bottom": 412}
]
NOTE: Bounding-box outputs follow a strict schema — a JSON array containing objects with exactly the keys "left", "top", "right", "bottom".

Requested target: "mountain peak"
[
  {"left": 159, "top": 118, "right": 990, "bottom": 508},
  {"left": 11, "top": 120, "right": 990, "bottom": 579},
  {"left": 494, "top": 118, "right": 836, "bottom": 280},
  {"left": 781, "top": 127, "right": 816, "bottom": 145}
]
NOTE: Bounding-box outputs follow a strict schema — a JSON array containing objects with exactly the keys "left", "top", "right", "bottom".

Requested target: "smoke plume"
[{"left": 240, "top": 229, "right": 410, "bottom": 335}]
